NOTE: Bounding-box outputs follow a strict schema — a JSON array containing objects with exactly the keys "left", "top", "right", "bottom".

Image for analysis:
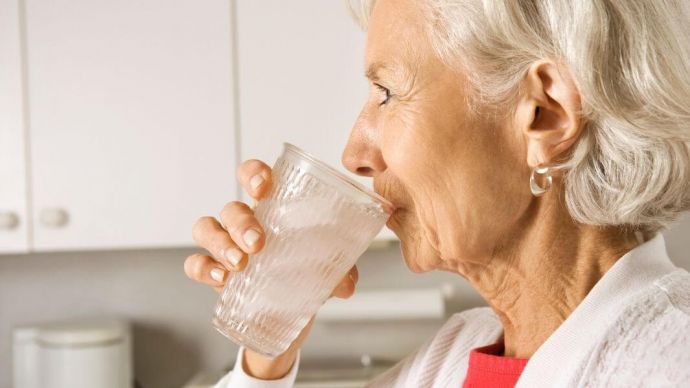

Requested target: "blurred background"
[{"left": 1, "top": 0, "right": 689, "bottom": 387}]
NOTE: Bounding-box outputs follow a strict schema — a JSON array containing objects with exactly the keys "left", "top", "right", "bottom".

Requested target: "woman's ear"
[{"left": 516, "top": 60, "right": 583, "bottom": 167}]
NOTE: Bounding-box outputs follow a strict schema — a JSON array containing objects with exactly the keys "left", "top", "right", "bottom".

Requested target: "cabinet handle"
[
  {"left": 40, "top": 208, "right": 69, "bottom": 228},
  {"left": 0, "top": 212, "right": 20, "bottom": 230}
]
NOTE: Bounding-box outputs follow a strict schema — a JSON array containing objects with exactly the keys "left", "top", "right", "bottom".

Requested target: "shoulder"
[
  {"left": 367, "top": 307, "right": 502, "bottom": 388},
  {"left": 620, "top": 268, "right": 690, "bottom": 349},
  {"left": 613, "top": 267, "right": 690, "bottom": 335},
  {"left": 654, "top": 267, "right": 690, "bottom": 315},
  {"left": 582, "top": 268, "right": 690, "bottom": 387}
]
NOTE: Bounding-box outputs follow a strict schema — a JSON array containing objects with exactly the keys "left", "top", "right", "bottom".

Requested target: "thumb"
[{"left": 330, "top": 265, "right": 358, "bottom": 299}]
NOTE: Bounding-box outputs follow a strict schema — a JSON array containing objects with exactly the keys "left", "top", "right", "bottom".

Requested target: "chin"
[
  {"left": 404, "top": 258, "right": 427, "bottom": 273},
  {"left": 387, "top": 210, "right": 437, "bottom": 273},
  {"left": 398, "top": 238, "right": 436, "bottom": 273}
]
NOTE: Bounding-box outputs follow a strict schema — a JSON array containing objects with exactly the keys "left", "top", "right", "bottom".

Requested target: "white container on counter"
[{"left": 13, "top": 320, "right": 132, "bottom": 388}]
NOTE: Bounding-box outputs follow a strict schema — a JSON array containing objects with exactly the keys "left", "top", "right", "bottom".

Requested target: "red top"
[{"left": 462, "top": 342, "right": 529, "bottom": 388}]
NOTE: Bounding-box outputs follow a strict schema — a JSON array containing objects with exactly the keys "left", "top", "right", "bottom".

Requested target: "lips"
[
  {"left": 372, "top": 177, "right": 404, "bottom": 215},
  {"left": 374, "top": 191, "right": 401, "bottom": 214},
  {"left": 385, "top": 207, "right": 401, "bottom": 228},
  {"left": 379, "top": 197, "right": 401, "bottom": 216},
  {"left": 386, "top": 214, "right": 396, "bottom": 228},
  {"left": 387, "top": 202, "right": 401, "bottom": 212}
]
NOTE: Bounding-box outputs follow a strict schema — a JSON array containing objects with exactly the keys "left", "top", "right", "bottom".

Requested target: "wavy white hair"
[{"left": 347, "top": 0, "right": 690, "bottom": 234}]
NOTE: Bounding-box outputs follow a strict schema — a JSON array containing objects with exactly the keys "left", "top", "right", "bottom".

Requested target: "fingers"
[
  {"left": 184, "top": 253, "right": 228, "bottom": 288},
  {"left": 192, "top": 216, "right": 248, "bottom": 271},
  {"left": 331, "top": 265, "right": 358, "bottom": 299},
  {"left": 237, "top": 159, "right": 272, "bottom": 200},
  {"left": 219, "top": 201, "right": 265, "bottom": 254}
]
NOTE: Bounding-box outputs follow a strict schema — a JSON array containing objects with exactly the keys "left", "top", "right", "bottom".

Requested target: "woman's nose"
[{"left": 341, "top": 112, "right": 387, "bottom": 177}]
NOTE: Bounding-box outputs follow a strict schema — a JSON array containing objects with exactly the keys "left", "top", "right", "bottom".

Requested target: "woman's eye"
[{"left": 374, "top": 83, "right": 392, "bottom": 106}]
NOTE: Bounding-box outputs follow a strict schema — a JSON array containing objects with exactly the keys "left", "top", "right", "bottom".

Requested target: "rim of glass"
[{"left": 283, "top": 143, "right": 395, "bottom": 214}]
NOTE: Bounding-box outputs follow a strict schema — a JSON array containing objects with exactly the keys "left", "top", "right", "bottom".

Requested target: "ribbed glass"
[{"left": 212, "top": 143, "right": 392, "bottom": 357}]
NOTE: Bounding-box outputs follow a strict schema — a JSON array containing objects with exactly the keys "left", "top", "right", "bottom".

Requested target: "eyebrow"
[{"left": 365, "top": 61, "right": 389, "bottom": 81}]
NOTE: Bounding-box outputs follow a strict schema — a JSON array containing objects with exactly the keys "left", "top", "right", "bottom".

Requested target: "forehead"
[{"left": 364, "top": 0, "right": 432, "bottom": 78}]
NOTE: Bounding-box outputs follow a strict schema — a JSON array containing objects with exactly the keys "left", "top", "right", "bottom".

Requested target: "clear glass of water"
[{"left": 212, "top": 143, "right": 394, "bottom": 357}]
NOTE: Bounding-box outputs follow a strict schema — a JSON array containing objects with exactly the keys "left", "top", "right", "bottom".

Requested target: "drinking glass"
[{"left": 212, "top": 143, "right": 393, "bottom": 357}]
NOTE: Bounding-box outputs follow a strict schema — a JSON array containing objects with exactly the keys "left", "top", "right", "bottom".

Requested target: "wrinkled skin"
[{"left": 186, "top": 0, "right": 639, "bottom": 378}]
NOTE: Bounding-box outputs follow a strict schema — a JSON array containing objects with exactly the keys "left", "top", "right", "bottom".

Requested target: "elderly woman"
[{"left": 185, "top": 0, "right": 690, "bottom": 386}]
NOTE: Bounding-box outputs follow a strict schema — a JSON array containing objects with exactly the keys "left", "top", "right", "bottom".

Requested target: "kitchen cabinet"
[
  {"left": 1, "top": 0, "right": 393, "bottom": 254},
  {"left": 235, "top": 0, "right": 397, "bottom": 240},
  {"left": 0, "top": 0, "right": 29, "bottom": 253},
  {"left": 22, "top": 0, "right": 237, "bottom": 250}
]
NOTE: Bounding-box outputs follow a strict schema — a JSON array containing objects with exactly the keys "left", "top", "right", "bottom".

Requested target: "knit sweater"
[{"left": 217, "top": 233, "right": 690, "bottom": 388}]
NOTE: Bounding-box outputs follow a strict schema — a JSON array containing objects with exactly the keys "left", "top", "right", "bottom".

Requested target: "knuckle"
[
  {"left": 192, "top": 216, "right": 214, "bottom": 242},
  {"left": 232, "top": 213, "right": 257, "bottom": 229},
  {"left": 241, "top": 159, "right": 270, "bottom": 178},
  {"left": 220, "top": 204, "right": 255, "bottom": 233},
  {"left": 245, "top": 159, "right": 265, "bottom": 170},
  {"left": 209, "top": 232, "right": 231, "bottom": 253},
  {"left": 236, "top": 164, "right": 245, "bottom": 178},
  {"left": 222, "top": 201, "right": 251, "bottom": 215},
  {"left": 239, "top": 159, "right": 260, "bottom": 174}
]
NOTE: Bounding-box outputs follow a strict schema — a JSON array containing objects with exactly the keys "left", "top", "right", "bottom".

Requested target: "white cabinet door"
[
  {"left": 0, "top": 0, "right": 29, "bottom": 253},
  {"left": 25, "top": 0, "right": 237, "bottom": 251},
  {"left": 236, "top": 0, "right": 396, "bottom": 240}
]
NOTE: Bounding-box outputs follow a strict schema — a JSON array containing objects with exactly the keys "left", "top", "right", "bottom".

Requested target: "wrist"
[
  {"left": 239, "top": 317, "right": 313, "bottom": 380},
  {"left": 242, "top": 347, "right": 299, "bottom": 380}
]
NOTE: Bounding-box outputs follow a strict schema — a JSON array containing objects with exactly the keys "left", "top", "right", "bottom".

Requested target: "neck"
[{"left": 458, "top": 190, "right": 640, "bottom": 359}]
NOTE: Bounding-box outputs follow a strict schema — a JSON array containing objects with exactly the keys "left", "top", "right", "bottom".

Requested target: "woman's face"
[{"left": 342, "top": 0, "right": 533, "bottom": 273}]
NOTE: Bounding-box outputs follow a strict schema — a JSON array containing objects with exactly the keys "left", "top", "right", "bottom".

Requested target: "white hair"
[{"left": 347, "top": 0, "right": 690, "bottom": 234}]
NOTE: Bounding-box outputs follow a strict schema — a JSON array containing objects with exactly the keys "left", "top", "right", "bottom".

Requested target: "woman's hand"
[{"left": 184, "top": 159, "right": 359, "bottom": 380}]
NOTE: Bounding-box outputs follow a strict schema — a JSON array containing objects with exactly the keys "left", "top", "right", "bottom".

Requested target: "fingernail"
[
  {"left": 250, "top": 174, "right": 264, "bottom": 191},
  {"left": 243, "top": 228, "right": 261, "bottom": 247},
  {"left": 223, "top": 248, "right": 243, "bottom": 267},
  {"left": 210, "top": 268, "right": 226, "bottom": 282}
]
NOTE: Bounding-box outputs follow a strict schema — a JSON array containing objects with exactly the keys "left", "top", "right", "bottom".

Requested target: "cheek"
[
  {"left": 378, "top": 100, "right": 531, "bottom": 264},
  {"left": 377, "top": 109, "right": 450, "bottom": 269},
  {"left": 379, "top": 107, "right": 440, "bottom": 186}
]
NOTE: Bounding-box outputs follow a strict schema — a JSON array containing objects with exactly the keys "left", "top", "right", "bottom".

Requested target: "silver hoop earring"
[{"left": 530, "top": 165, "right": 553, "bottom": 197}]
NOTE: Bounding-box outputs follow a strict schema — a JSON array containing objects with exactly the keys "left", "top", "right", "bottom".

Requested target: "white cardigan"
[{"left": 216, "top": 234, "right": 690, "bottom": 387}]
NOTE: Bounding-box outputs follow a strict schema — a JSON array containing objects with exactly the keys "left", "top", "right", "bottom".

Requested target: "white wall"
[{"left": 1, "top": 213, "right": 688, "bottom": 388}]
